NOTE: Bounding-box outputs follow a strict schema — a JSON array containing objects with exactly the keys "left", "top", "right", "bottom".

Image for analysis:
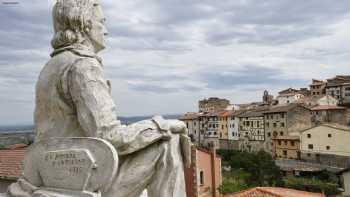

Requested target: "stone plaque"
[
  {"left": 23, "top": 138, "right": 118, "bottom": 193},
  {"left": 40, "top": 149, "right": 96, "bottom": 191}
]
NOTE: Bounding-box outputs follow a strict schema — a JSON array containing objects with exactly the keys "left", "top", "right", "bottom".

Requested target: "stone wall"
[
  {"left": 287, "top": 107, "right": 312, "bottom": 134},
  {"left": 301, "top": 153, "right": 350, "bottom": 168},
  {"left": 219, "top": 139, "right": 239, "bottom": 150}
]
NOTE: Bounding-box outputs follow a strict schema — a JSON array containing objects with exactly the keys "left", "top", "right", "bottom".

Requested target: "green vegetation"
[
  {"left": 217, "top": 149, "right": 283, "bottom": 188},
  {"left": 217, "top": 149, "right": 340, "bottom": 196},
  {"left": 284, "top": 177, "right": 340, "bottom": 196},
  {"left": 218, "top": 170, "right": 250, "bottom": 194}
]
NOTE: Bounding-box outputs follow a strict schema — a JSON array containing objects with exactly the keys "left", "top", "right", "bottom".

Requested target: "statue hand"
[{"left": 168, "top": 120, "right": 187, "bottom": 134}]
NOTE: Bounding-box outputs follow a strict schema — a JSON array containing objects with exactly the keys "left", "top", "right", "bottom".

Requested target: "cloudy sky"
[{"left": 1, "top": 0, "right": 350, "bottom": 125}]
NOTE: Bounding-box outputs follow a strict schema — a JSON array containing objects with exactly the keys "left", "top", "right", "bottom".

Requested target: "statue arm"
[{"left": 68, "top": 58, "right": 165, "bottom": 154}]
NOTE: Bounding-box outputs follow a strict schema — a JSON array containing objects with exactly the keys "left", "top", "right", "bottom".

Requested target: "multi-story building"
[
  {"left": 277, "top": 88, "right": 308, "bottom": 105},
  {"left": 238, "top": 109, "right": 267, "bottom": 152},
  {"left": 228, "top": 111, "right": 244, "bottom": 141},
  {"left": 179, "top": 112, "right": 200, "bottom": 143},
  {"left": 263, "top": 104, "right": 312, "bottom": 154},
  {"left": 310, "top": 79, "right": 326, "bottom": 97},
  {"left": 325, "top": 75, "right": 350, "bottom": 106},
  {"left": 300, "top": 124, "right": 350, "bottom": 168},
  {"left": 197, "top": 112, "right": 220, "bottom": 148},
  {"left": 198, "top": 97, "right": 230, "bottom": 113},
  {"left": 273, "top": 136, "right": 300, "bottom": 160},
  {"left": 311, "top": 105, "right": 347, "bottom": 125},
  {"left": 218, "top": 111, "right": 230, "bottom": 140}
]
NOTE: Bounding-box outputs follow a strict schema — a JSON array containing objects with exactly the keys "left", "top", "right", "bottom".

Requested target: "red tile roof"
[
  {"left": 179, "top": 112, "right": 199, "bottom": 120},
  {"left": 0, "top": 146, "right": 26, "bottom": 180},
  {"left": 227, "top": 187, "right": 325, "bottom": 197}
]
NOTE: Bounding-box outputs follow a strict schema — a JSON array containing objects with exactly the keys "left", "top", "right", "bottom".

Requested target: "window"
[
  {"left": 326, "top": 146, "right": 330, "bottom": 150},
  {"left": 291, "top": 141, "right": 295, "bottom": 146},
  {"left": 266, "top": 122, "right": 270, "bottom": 127},
  {"left": 222, "top": 125, "right": 224, "bottom": 130},
  {"left": 281, "top": 114, "right": 285, "bottom": 119},
  {"left": 328, "top": 134, "right": 332, "bottom": 138},
  {"left": 307, "top": 153, "right": 311, "bottom": 157},
  {"left": 284, "top": 141, "right": 287, "bottom": 145},
  {"left": 278, "top": 140, "right": 281, "bottom": 145},
  {"left": 199, "top": 170, "right": 204, "bottom": 185},
  {"left": 280, "top": 123, "right": 285, "bottom": 127},
  {"left": 280, "top": 132, "right": 284, "bottom": 136},
  {"left": 273, "top": 123, "right": 277, "bottom": 127},
  {"left": 267, "top": 132, "right": 271, "bottom": 137},
  {"left": 214, "top": 132, "right": 217, "bottom": 135},
  {"left": 283, "top": 150, "right": 287, "bottom": 156},
  {"left": 308, "top": 144, "right": 314, "bottom": 149},
  {"left": 307, "top": 134, "right": 311, "bottom": 138},
  {"left": 186, "top": 123, "right": 189, "bottom": 128}
]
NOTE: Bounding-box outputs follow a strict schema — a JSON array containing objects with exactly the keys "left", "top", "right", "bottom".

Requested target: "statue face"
[{"left": 88, "top": 4, "right": 108, "bottom": 52}]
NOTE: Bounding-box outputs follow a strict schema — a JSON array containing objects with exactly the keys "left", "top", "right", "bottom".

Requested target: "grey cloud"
[
  {"left": 198, "top": 65, "right": 303, "bottom": 89},
  {"left": 206, "top": 25, "right": 330, "bottom": 46}
]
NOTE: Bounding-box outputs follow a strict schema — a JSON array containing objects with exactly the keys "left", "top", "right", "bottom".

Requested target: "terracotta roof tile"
[
  {"left": 179, "top": 112, "right": 199, "bottom": 120},
  {"left": 0, "top": 146, "right": 26, "bottom": 180},
  {"left": 226, "top": 187, "right": 325, "bottom": 197}
]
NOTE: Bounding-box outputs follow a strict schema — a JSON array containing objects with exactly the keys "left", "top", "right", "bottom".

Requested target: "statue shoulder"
[{"left": 70, "top": 56, "right": 103, "bottom": 75}]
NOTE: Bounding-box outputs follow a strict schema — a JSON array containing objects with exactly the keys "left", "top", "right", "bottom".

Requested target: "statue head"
[{"left": 51, "top": 0, "right": 108, "bottom": 53}]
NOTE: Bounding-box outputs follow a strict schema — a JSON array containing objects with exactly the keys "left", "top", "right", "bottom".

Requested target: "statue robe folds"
[
  {"left": 7, "top": 46, "right": 191, "bottom": 197},
  {"left": 34, "top": 46, "right": 187, "bottom": 156}
]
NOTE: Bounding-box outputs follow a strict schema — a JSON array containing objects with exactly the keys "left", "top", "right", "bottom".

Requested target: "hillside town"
[{"left": 180, "top": 75, "right": 350, "bottom": 196}]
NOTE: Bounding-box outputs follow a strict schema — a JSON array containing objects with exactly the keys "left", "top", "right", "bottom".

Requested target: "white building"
[{"left": 227, "top": 111, "right": 243, "bottom": 141}]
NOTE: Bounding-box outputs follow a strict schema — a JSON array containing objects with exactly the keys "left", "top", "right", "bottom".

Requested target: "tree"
[{"left": 217, "top": 149, "right": 284, "bottom": 187}]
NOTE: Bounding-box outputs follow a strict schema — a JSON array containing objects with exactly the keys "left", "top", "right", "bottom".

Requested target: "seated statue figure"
[{"left": 7, "top": 0, "right": 191, "bottom": 196}]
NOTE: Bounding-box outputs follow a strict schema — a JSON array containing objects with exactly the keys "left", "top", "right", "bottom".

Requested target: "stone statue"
[{"left": 5, "top": 0, "right": 191, "bottom": 196}]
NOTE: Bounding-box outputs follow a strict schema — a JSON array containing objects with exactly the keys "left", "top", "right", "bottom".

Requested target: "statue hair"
[{"left": 51, "top": 0, "right": 98, "bottom": 49}]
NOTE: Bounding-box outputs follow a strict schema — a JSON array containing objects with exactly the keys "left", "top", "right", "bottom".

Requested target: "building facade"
[
  {"left": 264, "top": 104, "right": 312, "bottom": 154},
  {"left": 199, "top": 97, "right": 230, "bottom": 113},
  {"left": 185, "top": 146, "right": 222, "bottom": 197},
  {"left": 325, "top": 75, "right": 350, "bottom": 106},
  {"left": 198, "top": 113, "right": 221, "bottom": 148},
  {"left": 277, "top": 88, "right": 311, "bottom": 105},
  {"left": 238, "top": 110, "right": 266, "bottom": 152},
  {"left": 179, "top": 112, "right": 200, "bottom": 143},
  {"left": 273, "top": 136, "right": 300, "bottom": 160},
  {"left": 300, "top": 124, "right": 350, "bottom": 168},
  {"left": 228, "top": 111, "right": 243, "bottom": 141},
  {"left": 309, "top": 79, "right": 326, "bottom": 97},
  {"left": 218, "top": 111, "right": 230, "bottom": 140},
  {"left": 311, "top": 105, "right": 347, "bottom": 125}
]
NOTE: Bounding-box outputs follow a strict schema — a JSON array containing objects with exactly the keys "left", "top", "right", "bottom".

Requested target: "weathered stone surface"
[
  {"left": 6, "top": 0, "right": 191, "bottom": 196},
  {"left": 24, "top": 138, "right": 118, "bottom": 193}
]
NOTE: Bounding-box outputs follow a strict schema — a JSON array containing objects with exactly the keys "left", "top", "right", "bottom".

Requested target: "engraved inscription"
[
  {"left": 44, "top": 152, "right": 87, "bottom": 176},
  {"left": 39, "top": 149, "right": 96, "bottom": 190}
]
